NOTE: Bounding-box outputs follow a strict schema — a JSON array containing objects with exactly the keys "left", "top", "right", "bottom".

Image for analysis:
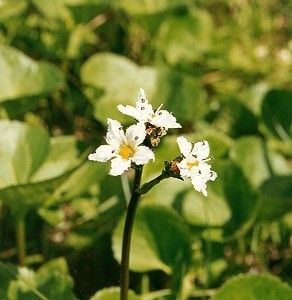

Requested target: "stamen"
[{"left": 119, "top": 144, "right": 134, "bottom": 160}]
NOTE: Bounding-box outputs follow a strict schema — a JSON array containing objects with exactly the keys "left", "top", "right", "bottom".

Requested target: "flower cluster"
[{"left": 89, "top": 88, "right": 217, "bottom": 195}]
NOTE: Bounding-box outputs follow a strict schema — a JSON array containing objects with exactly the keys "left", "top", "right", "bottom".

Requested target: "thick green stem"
[
  {"left": 120, "top": 167, "right": 143, "bottom": 300},
  {"left": 16, "top": 216, "right": 26, "bottom": 266}
]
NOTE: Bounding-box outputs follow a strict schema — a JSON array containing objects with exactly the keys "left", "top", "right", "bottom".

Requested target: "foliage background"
[{"left": 0, "top": 0, "right": 291, "bottom": 299}]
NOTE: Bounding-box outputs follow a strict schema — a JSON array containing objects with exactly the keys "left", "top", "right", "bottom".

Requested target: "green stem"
[
  {"left": 120, "top": 167, "right": 144, "bottom": 300},
  {"left": 16, "top": 216, "right": 26, "bottom": 266}
]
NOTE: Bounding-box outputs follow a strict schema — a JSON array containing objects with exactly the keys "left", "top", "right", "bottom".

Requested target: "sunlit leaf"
[
  {"left": 0, "top": 0, "right": 27, "bottom": 21},
  {"left": 0, "top": 120, "right": 50, "bottom": 187},
  {"left": 212, "top": 273, "right": 292, "bottom": 300},
  {"left": 0, "top": 45, "right": 64, "bottom": 103},
  {"left": 81, "top": 53, "right": 158, "bottom": 124},
  {"left": 115, "top": 0, "right": 183, "bottom": 15},
  {"left": 90, "top": 287, "right": 139, "bottom": 300}
]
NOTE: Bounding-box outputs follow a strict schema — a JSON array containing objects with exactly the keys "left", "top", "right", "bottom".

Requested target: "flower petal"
[
  {"left": 117, "top": 104, "right": 140, "bottom": 120},
  {"left": 192, "top": 140, "right": 210, "bottom": 161},
  {"left": 177, "top": 136, "right": 192, "bottom": 157},
  {"left": 106, "top": 118, "right": 125, "bottom": 147},
  {"left": 151, "top": 109, "right": 181, "bottom": 129},
  {"left": 88, "top": 145, "right": 115, "bottom": 162},
  {"left": 125, "top": 122, "right": 146, "bottom": 148},
  {"left": 133, "top": 146, "right": 155, "bottom": 165},
  {"left": 191, "top": 175, "right": 208, "bottom": 196},
  {"left": 135, "top": 89, "right": 153, "bottom": 122},
  {"left": 109, "top": 156, "right": 131, "bottom": 176}
]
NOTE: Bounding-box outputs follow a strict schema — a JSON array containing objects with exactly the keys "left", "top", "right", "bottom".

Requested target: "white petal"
[
  {"left": 135, "top": 89, "right": 153, "bottom": 122},
  {"left": 133, "top": 146, "right": 155, "bottom": 165},
  {"left": 106, "top": 118, "right": 125, "bottom": 147},
  {"left": 191, "top": 140, "right": 210, "bottom": 161},
  {"left": 125, "top": 122, "right": 146, "bottom": 148},
  {"left": 151, "top": 109, "right": 181, "bottom": 129},
  {"left": 137, "top": 88, "right": 147, "bottom": 103},
  {"left": 117, "top": 104, "right": 140, "bottom": 120},
  {"left": 88, "top": 145, "right": 115, "bottom": 162},
  {"left": 109, "top": 157, "right": 131, "bottom": 176},
  {"left": 177, "top": 136, "right": 192, "bottom": 157},
  {"left": 191, "top": 174, "right": 208, "bottom": 196}
]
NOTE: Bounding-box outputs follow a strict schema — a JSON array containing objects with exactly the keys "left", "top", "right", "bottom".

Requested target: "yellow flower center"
[
  {"left": 119, "top": 144, "right": 134, "bottom": 160},
  {"left": 187, "top": 160, "right": 199, "bottom": 170}
]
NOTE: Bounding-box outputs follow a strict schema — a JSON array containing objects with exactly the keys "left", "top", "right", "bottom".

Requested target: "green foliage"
[
  {"left": 0, "top": 0, "right": 291, "bottom": 299},
  {"left": 212, "top": 273, "right": 292, "bottom": 300},
  {"left": 90, "top": 287, "right": 139, "bottom": 300},
  {"left": 1, "top": 258, "right": 77, "bottom": 300},
  {"left": 112, "top": 205, "right": 192, "bottom": 273}
]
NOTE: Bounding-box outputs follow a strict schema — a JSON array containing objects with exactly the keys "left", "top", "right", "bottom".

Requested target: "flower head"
[
  {"left": 88, "top": 118, "right": 154, "bottom": 176},
  {"left": 117, "top": 88, "right": 181, "bottom": 130},
  {"left": 176, "top": 136, "right": 217, "bottom": 196}
]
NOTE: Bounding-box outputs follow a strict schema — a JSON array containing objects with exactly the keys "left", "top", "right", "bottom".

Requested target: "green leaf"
[
  {"left": 0, "top": 45, "right": 64, "bottom": 103},
  {"left": 80, "top": 52, "right": 157, "bottom": 124},
  {"left": 153, "top": 67, "right": 208, "bottom": 122},
  {"left": 258, "top": 176, "right": 292, "bottom": 221},
  {"left": 212, "top": 273, "right": 292, "bottom": 300},
  {"left": 7, "top": 258, "right": 77, "bottom": 300},
  {"left": 0, "top": 120, "right": 50, "bottom": 187},
  {"left": 30, "top": 136, "right": 81, "bottom": 183},
  {"left": 211, "top": 160, "right": 258, "bottom": 240},
  {"left": 214, "top": 98, "right": 258, "bottom": 138},
  {"left": 231, "top": 136, "right": 290, "bottom": 187},
  {"left": 0, "top": 121, "right": 85, "bottom": 213},
  {"left": 156, "top": 9, "right": 213, "bottom": 64},
  {"left": 182, "top": 190, "right": 231, "bottom": 227},
  {"left": 262, "top": 89, "right": 292, "bottom": 140},
  {"left": 0, "top": 0, "right": 27, "bottom": 21},
  {"left": 90, "top": 287, "right": 140, "bottom": 300},
  {"left": 115, "top": 0, "right": 183, "bottom": 15},
  {"left": 112, "top": 205, "right": 191, "bottom": 273}
]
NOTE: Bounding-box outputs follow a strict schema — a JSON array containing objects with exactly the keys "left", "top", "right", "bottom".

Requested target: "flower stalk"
[
  {"left": 16, "top": 215, "right": 26, "bottom": 266},
  {"left": 120, "top": 167, "right": 144, "bottom": 300}
]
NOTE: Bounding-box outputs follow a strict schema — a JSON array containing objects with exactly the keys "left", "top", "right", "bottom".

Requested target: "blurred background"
[{"left": 0, "top": 1, "right": 291, "bottom": 299}]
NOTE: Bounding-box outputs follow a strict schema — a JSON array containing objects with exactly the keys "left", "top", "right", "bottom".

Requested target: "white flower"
[
  {"left": 176, "top": 136, "right": 217, "bottom": 196},
  {"left": 88, "top": 118, "right": 154, "bottom": 176},
  {"left": 117, "top": 88, "right": 181, "bottom": 129}
]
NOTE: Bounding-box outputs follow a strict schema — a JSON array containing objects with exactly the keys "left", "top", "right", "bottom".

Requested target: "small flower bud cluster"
[{"left": 88, "top": 88, "right": 217, "bottom": 196}]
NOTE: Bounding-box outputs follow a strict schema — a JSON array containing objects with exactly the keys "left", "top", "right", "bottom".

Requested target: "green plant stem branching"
[
  {"left": 120, "top": 163, "right": 182, "bottom": 300},
  {"left": 120, "top": 167, "right": 144, "bottom": 300}
]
